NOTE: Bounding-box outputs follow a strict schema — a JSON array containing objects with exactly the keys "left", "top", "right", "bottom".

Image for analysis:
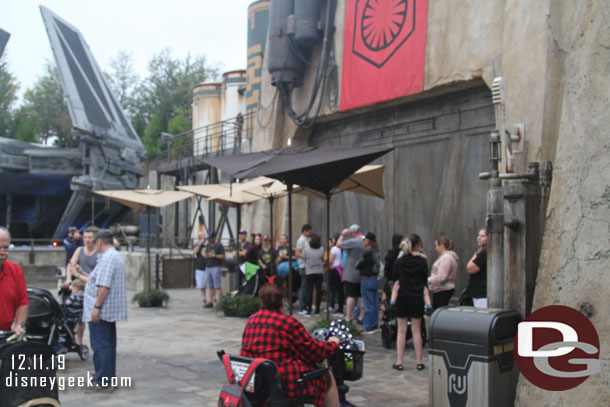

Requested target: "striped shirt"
[{"left": 83, "top": 247, "right": 127, "bottom": 323}]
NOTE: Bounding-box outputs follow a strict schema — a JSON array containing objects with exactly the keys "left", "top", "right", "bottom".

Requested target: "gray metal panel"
[
  {"left": 0, "top": 29, "right": 9, "bottom": 57},
  {"left": 309, "top": 84, "right": 494, "bottom": 296},
  {"left": 39, "top": 6, "right": 145, "bottom": 157}
]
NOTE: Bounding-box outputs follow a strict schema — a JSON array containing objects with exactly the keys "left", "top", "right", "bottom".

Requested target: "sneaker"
[
  {"left": 304, "top": 312, "right": 313, "bottom": 318},
  {"left": 313, "top": 312, "right": 320, "bottom": 317},
  {"left": 298, "top": 310, "right": 308, "bottom": 315},
  {"left": 333, "top": 311, "right": 345, "bottom": 317},
  {"left": 360, "top": 327, "right": 379, "bottom": 335},
  {"left": 204, "top": 303, "right": 214, "bottom": 309}
]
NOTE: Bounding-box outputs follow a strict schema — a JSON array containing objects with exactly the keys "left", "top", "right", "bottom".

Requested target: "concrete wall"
[
  {"left": 11, "top": 247, "right": 151, "bottom": 292},
  {"left": 514, "top": 1, "right": 610, "bottom": 404}
]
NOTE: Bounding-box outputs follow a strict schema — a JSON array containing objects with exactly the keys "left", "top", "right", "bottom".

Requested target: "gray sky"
[{"left": 1, "top": 0, "right": 255, "bottom": 100}]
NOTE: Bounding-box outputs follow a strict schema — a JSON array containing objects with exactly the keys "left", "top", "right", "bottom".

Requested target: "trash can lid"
[{"left": 429, "top": 306, "right": 521, "bottom": 346}]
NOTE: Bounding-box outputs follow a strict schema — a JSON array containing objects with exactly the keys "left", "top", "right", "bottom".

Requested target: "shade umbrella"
[
  {"left": 94, "top": 189, "right": 194, "bottom": 291},
  {"left": 180, "top": 178, "right": 325, "bottom": 243},
  {"left": 203, "top": 146, "right": 392, "bottom": 317}
]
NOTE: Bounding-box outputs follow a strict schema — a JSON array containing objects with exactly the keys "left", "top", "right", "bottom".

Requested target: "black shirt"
[
  {"left": 356, "top": 247, "right": 380, "bottom": 278},
  {"left": 195, "top": 244, "right": 207, "bottom": 270},
  {"left": 393, "top": 253, "right": 429, "bottom": 298},
  {"left": 467, "top": 249, "right": 487, "bottom": 298},
  {"left": 204, "top": 242, "right": 225, "bottom": 268},
  {"left": 234, "top": 240, "right": 252, "bottom": 264},
  {"left": 277, "top": 244, "right": 295, "bottom": 264},
  {"left": 258, "top": 247, "right": 278, "bottom": 275}
]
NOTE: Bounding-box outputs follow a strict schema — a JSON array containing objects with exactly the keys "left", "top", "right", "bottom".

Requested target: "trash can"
[
  {"left": 221, "top": 267, "right": 236, "bottom": 293},
  {"left": 428, "top": 307, "right": 521, "bottom": 407}
]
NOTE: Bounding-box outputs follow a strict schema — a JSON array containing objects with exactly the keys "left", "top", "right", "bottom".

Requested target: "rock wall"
[{"left": 515, "top": 1, "right": 610, "bottom": 404}]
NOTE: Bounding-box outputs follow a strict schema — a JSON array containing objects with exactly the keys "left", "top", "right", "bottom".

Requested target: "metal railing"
[{"left": 156, "top": 111, "right": 254, "bottom": 161}]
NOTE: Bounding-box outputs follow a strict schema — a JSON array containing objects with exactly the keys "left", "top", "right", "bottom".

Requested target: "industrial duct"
[{"left": 268, "top": 0, "right": 335, "bottom": 128}]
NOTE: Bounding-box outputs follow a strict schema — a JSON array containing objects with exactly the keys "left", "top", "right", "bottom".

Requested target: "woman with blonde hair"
[
  {"left": 427, "top": 236, "right": 458, "bottom": 310},
  {"left": 390, "top": 237, "right": 428, "bottom": 371}
]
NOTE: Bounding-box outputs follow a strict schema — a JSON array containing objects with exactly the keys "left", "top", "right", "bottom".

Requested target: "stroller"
[
  {"left": 25, "top": 287, "right": 89, "bottom": 360},
  {"left": 0, "top": 336, "right": 60, "bottom": 407},
  {"left": 380, "top": 299, "right": 427, "bottom": 349}
]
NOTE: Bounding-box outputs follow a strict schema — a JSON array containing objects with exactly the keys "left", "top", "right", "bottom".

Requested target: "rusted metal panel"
[{"left": 309, "top": 84, "right": 494, "bottom": 295}]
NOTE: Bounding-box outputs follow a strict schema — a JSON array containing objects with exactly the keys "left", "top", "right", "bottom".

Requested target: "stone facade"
[
  {"left": 514, "top": 1, "right": 610, "bottom": 404},
  {"left": 248, "top": 0, "right": 609, "bottom": 403}
]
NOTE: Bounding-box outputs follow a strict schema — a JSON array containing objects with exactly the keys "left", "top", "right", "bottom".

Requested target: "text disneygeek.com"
[{"left": 5, "top": 371, "right": 132, "bottom": 391}]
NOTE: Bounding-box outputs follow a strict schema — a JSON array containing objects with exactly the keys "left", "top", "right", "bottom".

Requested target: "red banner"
[{"left": 340, "top": 0, "right": 428, "bottom": 111}]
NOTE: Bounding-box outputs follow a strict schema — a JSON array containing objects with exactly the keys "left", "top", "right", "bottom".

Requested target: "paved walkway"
[{"left": 55, "top": 288, "right": 429, "bottom": 406}]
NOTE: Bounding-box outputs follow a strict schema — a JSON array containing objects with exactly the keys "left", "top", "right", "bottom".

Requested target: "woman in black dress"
[{"left": 391, "top": 237, "right": 428, "bottom": 371}]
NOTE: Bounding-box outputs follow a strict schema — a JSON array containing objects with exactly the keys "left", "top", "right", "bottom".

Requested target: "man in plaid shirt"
[
  {"left": 83, "top": 229, "right": 127, "bottom": 393},
  {"left": 241, "top": 281, "right": 340, "bottom": 406}
]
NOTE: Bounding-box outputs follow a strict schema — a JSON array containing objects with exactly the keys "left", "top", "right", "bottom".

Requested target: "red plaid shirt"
[{"left": 241, "top": 309, "right": 338, "bottom": 406}]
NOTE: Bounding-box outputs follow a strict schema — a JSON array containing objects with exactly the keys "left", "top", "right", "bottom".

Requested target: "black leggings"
[
  {"left": 329, "top": 268, "right": 345, "bottom": 311},
  {"left": 306, "top": 274, "right": 323, "bottom": 313},
  {"left": 432, "top": 289, "right": 455, "bottom": 310}
]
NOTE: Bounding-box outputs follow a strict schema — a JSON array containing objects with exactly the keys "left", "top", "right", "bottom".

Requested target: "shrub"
[
  {"left": 132, "top": 289, "right": 169, "bottom": 307},
  {"left": 218, "top": 295, "right": 260, "bottom": 317}
]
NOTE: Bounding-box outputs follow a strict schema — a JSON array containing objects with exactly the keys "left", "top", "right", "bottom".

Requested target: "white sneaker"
[
  {"left": 298, "top": 310, "right": 307, "bottom": 315},
  {"left": 304, "top": 312, "right": 312, "bottom": 318}
]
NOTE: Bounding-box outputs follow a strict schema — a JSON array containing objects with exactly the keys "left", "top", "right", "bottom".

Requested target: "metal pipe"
[
  {"left": 287, "top": 184, "right": 294, "bottom": 316},
  {"left": 147, "top": 209, "right": 151, "bottom": 291},
  {"left": 487, "top": 131, "right": 504, "bottom": 308},
  {"left": 325, "top": 193, "right": 330, "bottom": 320}
]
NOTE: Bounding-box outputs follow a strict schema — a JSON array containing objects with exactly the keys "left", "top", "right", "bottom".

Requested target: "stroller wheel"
[
  {"left": 79, "top": 344, "right": 90, "bottom": 361},
  {"left": 381, "top": 324, "right": 393, "bottom": 349}
]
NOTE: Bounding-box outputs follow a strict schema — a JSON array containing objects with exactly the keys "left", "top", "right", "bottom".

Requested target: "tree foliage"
[
  {"left": 19, "top": 62, "right": 73, "bottom": 146},
  {"left": 105, "top": 50, "right": 139, "bottom": 117},
  {"left": 4, "top": 48, "right": 218, "bottom": 157},
  {"left": 0, "top": 57, "right": 19, "bottom": 138},
  {"left": 132, "top": 48, "right": 218, "bottom": 158}
]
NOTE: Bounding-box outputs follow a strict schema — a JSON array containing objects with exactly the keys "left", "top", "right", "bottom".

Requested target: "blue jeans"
[
  {"left": 89, "top": 320, "right": 117, "bottom": 386},
  {"left": 361, "top": 278, "right": 379, "bottom": 331},
  {"left": 299, "top": 268, "right": 308, "bottom": 312}
]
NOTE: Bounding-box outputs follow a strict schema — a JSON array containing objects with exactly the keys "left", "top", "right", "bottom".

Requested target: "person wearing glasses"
[{"left": 0, "top": 227, "right": 28, "bottom": 338}]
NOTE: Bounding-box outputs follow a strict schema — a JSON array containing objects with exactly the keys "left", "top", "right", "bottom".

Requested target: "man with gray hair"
[
  {"left": 337, "top": 224, "right": 365, "bottom": 323},
  {"left": 0, "top": 227, "right": 28, "bottom": 337},
  {"left": 83, "top": 229, "right": 127, "bottom": 393}
]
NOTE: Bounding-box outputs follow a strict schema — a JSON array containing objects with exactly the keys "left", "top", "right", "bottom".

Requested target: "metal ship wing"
[{"left": 39, "top": 6, "right": 145, "bottom": 158}]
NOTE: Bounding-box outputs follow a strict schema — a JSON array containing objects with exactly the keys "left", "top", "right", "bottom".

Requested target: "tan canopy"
[{"left": 94, "top": 189, "right": 194, "bottom": 212}]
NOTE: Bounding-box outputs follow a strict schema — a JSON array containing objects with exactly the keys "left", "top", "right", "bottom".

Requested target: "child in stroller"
[
  {"left": 25, "top": 287, "right": 89, "bottom": 360},
  {"left": 63, "top": 279, "right": 85, "bottom": 343}
]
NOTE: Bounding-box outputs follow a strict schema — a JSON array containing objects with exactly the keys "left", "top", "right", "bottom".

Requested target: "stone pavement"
[{"left": 56, "top": 288, "right": 429, "bottom": 406}]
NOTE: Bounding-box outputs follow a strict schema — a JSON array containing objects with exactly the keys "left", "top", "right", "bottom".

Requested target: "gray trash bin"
[{"left": 428, "top": 307, "right": 521, "bottom": 407}]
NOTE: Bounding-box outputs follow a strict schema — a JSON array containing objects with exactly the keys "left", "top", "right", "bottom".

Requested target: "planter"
[
  {"left": 218, "top": 295, "right": 260, "bottom": 317},
  {"left": 132, "top": 289, "right": 169, "bottom": 308}
]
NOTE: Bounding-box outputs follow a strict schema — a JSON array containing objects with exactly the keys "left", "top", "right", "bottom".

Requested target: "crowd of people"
[
  {"left": 200, "top": 223, "right": 488, "bottom": 375},
  {"left": 1, "top": 225, "right": 127, "bottom": 394},
  {"left": 2, "top": 218, "right": 487, "bottom": 403}
]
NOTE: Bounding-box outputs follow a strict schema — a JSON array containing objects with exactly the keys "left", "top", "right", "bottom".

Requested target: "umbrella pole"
[
  {"left": 147, "top": 208, "right": 151, "bottom": 292},
  {"left": 288, "top": 184, "right": 293, "bottom": 316},
  {"left": 326, "top": 194, "right": 331, "bottom": 320},
  {"left": 269, "top": 196, "right": 274, "bottom": 245},
  {"left": 236, "top": 203, "right": 241, "bottom": 235}
]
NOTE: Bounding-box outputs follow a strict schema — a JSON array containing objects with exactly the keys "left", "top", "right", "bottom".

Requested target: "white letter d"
[{"left": 518, "top": 321, "right": 577, "bottom": 357}]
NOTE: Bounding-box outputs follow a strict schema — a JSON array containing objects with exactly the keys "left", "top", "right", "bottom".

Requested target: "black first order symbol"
[{"left": 352, "top": 0, "right": 416, "bottom": 68}]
